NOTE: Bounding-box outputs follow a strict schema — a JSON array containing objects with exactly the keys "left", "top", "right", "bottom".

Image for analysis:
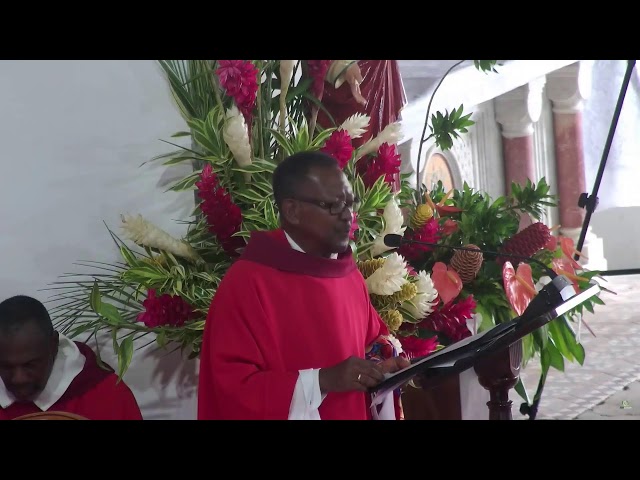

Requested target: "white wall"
[
  {"left": 582, "top": 60, "right": 640, "bottom": 270},
  {"left": 0, "top": 60, "right": 198, "bottom": 419}
]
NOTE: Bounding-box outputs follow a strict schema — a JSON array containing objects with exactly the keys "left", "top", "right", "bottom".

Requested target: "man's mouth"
[{"left": 9, "top": 386, "right": 36, "bottom": 401}]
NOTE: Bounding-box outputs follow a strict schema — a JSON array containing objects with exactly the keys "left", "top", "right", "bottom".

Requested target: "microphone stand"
[{"left": 575, "top": 60, "right": 638, "bottom": 276}]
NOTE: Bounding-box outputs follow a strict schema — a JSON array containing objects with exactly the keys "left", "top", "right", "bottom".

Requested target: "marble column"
[
  {"left": 546, "top": 61, "right": 607, "bottom": 270},
  {"left": 494, "top": 78, "right": 546, "bottom": 195}
]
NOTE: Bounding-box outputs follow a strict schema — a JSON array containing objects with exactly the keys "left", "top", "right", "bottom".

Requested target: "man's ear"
[{"left": 280, "top": 199, "right": 301, "bottom": 225}]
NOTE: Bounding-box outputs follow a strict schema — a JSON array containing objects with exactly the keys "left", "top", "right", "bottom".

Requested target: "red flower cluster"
[
  {"left": 419, "top": 295, "right": 477, "bottom": 344},
  {"left": 216, "top": 60, "right": 259, "bottom": 124},
  {"left": 306, "top": 60, "right": 332, "bottom": 99},
  {"left": 196, "top": 164, "right": 245, "bottom": 256},
  {"left": 137, "top": 289, "right": 196, "bottom": 328},
  {"left": 398, "top": 217, "right": 440, "bottom": 261},
  {"left": 358, "top": 143, "right": 402, "bottom": 189},
  {"left": 398, "top": 335, "right": 439, "bottom": 359},
  {"left": 321, "top": 130, "right": 354, "bottom": 169}
]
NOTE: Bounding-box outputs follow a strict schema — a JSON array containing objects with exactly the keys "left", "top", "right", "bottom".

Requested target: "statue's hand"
[{"left": 344, "top": 63, "right": 366, "bottom": 106}]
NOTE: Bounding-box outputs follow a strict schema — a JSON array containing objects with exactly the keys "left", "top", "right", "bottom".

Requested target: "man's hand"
[
  {"left": 343, "top": 63, "right": 366, "bottom": 106},
  {"left": 319, "top": 356, "right": 385, "bottom": 393},
  {"left": 378, "top": 356, "right": 411, "bottom": 375}
]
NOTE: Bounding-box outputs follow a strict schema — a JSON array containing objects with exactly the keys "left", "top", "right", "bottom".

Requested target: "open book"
[{"left": 370, "top": 280, "right": 601, "bottom": 400}]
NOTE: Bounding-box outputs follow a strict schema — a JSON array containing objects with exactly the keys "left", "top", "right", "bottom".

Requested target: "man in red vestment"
[
  {"left": 198, "top": 151, "right": 410, "bottom": 420},
  {"left": 0, "top": 295, "right": 143, "bottom": 420}
]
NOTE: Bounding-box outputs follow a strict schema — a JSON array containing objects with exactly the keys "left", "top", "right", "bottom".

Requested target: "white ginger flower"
[
  {"left": 279, "top": 60, "right": 296, "bottom": 128},
  {"left": 356, "top": 122, "right": 404, "bottom": 160},
  {"left": 371, "top": 197, "right": 407, "bottom": 257},
  {"left": 121, "top": 214, "right": 201, "bottom": 263},
  {"left": 223, "top": 106, "right": 252, "bottom": 179},
  {"left": 365, "top": 252, "right": 408, "bottom": 296},
  {"left": 403, "top": 270, "right": 439, "bottom": 319},
  {"left": 339, "top": 113, "right": 370, "bottom": 139}
]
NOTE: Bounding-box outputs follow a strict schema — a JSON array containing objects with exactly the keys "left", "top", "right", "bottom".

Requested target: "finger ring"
[{"left": 357, "top": 373, "right": 362, "bottom": 382}]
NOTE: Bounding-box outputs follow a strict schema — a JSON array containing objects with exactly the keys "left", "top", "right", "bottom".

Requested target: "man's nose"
[
  {"left": 339, "top": 205, "right": 353, "bottom": 221},
  {"left": 10, "top": 367, "right": 31, "bottom": 385}
]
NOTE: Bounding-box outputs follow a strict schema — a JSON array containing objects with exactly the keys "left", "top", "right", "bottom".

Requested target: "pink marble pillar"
[
  {"left": 553, "top": 112, "right": 587, "bottom": 229},
  {"left": 503, "top": 135, "right": 536, "bottom": 195},
  {"left": 494, "top": 79, "right": 545, "bottom": 198}
]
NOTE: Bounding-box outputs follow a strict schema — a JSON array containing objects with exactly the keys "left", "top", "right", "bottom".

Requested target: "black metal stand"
[
  {"left": 574, "top": 60, "right": 637, "bottom": 270},
  {"left": 523, "top": 60, "right": 638, "bottom": 420}
]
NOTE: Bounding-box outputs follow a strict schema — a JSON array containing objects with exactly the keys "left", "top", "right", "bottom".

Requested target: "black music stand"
[
  {"left": 370, "top": 282, "right": 601, "bottom": 415},
  {"left": 575, "top": 60, "right": 637, "bottom": 276}
]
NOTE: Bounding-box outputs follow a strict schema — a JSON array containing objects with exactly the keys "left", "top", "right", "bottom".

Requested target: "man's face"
[
  {"left": 282, "top": 165, "right": 357, "bottom": 256},
  {"left": 0, "top": 323, "right": 58, "bottom": 403}
]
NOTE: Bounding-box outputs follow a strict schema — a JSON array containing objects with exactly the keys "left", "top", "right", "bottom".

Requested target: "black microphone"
[{"left": 383, "top": 233, "right": 577, "bottom": 317}]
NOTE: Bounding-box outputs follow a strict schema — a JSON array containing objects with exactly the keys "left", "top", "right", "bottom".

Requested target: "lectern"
[{"left": 372, "top": 280, "right": 601, "bottom": 420}]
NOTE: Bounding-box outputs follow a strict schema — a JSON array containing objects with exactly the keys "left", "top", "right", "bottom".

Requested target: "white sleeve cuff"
[{"left": 288, "top": 369, "right": 327, "bottom": 420}]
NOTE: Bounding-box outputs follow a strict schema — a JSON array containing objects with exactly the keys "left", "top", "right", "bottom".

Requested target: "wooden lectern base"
[{"left": 401, "top": 341, "right": 523, "bottom": 420}]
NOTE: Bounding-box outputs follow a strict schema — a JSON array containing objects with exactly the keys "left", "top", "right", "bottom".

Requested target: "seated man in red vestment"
[
  {"left": 0, "top": 295, "right": 143, "bottom": 420},
  {"left": 197, "top": 151, "right": 410, "bottom": 420}
]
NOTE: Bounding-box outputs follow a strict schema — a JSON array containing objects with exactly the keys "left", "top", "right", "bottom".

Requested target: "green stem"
[
  {"left": 415, "top": 60, "right": 466, "bottom": 202},
  {"left": 256, "top": 61, "right": 265, "bottom": 160},
  {"left": 210, "top": 60, "right": 225, "bottom": 114}
]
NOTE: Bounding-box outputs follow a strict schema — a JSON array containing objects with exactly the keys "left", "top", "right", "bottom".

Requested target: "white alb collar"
[
  {"left": 0, "top": 333, "right": 86, "bottom": 411},
  {"left": 284, "top": 231, "right": 339, "bottom": 259}
]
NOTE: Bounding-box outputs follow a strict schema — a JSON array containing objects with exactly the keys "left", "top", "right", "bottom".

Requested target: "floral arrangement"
[{"left": 48, "top": 60, "right": 604, "bottom": 408}]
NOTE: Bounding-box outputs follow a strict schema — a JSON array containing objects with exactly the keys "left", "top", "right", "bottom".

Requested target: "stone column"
[
  {"left": 494, "top": 78, "right": 546, "bottom": 195},
  {"left": 546, "top": 61, "right": 607, "bottom": 270}
]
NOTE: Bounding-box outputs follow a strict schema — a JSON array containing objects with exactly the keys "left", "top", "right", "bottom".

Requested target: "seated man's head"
[
  {"left": 273, "top": 151, "right": 358, "bottom": 257},
  {"left": 0, "top": 295, "right": 59, "bottom": 402}
]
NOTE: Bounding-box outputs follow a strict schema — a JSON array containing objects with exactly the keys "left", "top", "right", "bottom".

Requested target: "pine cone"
[
  {"left": 498, "top": 222, "right": 551, "bottom": 265},
  {"left": 450, "top": 244, "right": 484, "bottom": 284},
  {"left": 411, "top": 204, "right": 434, "bottom": 229}
]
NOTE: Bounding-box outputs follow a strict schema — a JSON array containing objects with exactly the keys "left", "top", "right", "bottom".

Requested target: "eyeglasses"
[{"left": 292, "top": 196, "right": 361, "bottom": 215}]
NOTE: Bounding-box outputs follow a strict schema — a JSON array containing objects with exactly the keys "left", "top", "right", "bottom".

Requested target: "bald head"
[{"left": 0, "top": 295, "right": 58, "bottom": 402}]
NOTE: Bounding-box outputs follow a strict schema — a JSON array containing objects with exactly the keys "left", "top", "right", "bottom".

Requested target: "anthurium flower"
[
  {"left": 502, "top": 261, "right": 537, "bottom": 316},
  {"left": 559, "top": 236, "right": 584, "bottom": 270},
  {"left": 430, "top": 262, "right": 462, "bottom": 305},
  {"left": 425, "top": 190, "right": 463, "bottom": 216}
]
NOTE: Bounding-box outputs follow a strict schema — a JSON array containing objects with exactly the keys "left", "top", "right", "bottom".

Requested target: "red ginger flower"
[
  {"left": 321, "top": 129, "right": 354, "bottom": 169},
  {"left": 137, "top": 289, "right": 196, "bottom": 328},
  {"left": 196, "top": 164, "right": 245, "bottom": 256},
  {"left": 349, "top": 212, "right": 359, "bottom": 241},
  {"left": 398, "top": 217, "right": 440, "bottom": 261},
  {"left": 420, "top": 295, "right": 477, "bottom": 344},
  {"left": 359, "top": 143, "right": 402, "bottom": 189},
  {"left": 398, "top": 335, "right": 439, "bottom": 359},
  {"left": 216, "top": 60, "right": 259, "bottom": 124}
]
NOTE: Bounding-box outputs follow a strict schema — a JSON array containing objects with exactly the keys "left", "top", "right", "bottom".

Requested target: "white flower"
[
  {"left": 371, "top": 197, "right": 407, "bottom": 257},
  {"left": 366, "top": 252, "right": 408, "bottom": 296},
  {"left": 339, "top": 113, "right": 370, "bottom": 139},
  {"left": 466, "top": 313, "right": 482, "bottom": 335},
  {"left": 279, "top": 61, "right": 296, "bottom": 128},
  {"left": 385, "top": 334, "right": 404, "bottom": 354},
  {"left": 355, "top": 121, "right": 404, "bottom": 160},
  {"left": 121, "top": 214, "right": 201, "bottom": 263},
  {"left": 403, "top": 270, "right": 438, "bottom": 319},
  {"left": 223, "top": 106, "right": 252, "bottom": 177}
]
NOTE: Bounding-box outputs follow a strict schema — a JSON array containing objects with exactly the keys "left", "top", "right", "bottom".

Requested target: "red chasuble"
[
  {"left": 198, "top": 229, "right": 389, "bottom": 420},
  {"left": 0, "top": 342, "right": 143, "bottom": 420}
]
